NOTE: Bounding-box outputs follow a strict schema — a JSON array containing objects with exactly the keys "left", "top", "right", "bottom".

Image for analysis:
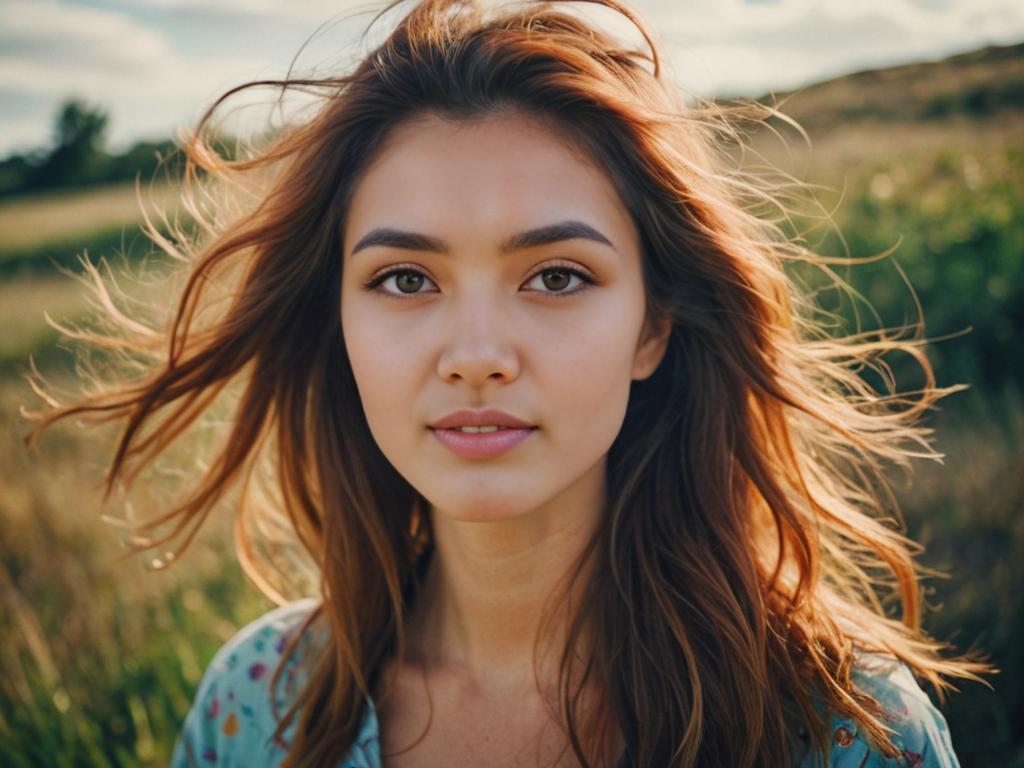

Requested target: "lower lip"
[{"left": 429, "top": 427, "right": 537, "bottom": 458}]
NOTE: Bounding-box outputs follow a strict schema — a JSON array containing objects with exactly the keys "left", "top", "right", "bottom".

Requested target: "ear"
[{"left": 631, "top": 312, "right": 672, "bottom": 381}]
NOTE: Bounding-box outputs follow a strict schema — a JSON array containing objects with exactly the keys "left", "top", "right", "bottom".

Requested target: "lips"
[
  {"left": 429, "top": 407, "right": 535, "bottom": 430},
  {"left": 427, "top": 407, "right": 537, "bottom": 459},
  {"left": 429, "top": 423, "right": 536, "bottom": 458}
]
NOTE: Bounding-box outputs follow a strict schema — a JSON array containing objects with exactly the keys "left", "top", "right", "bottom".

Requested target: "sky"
[{"left": 1, "top": 0, "right": 1022, "bottom": 157}]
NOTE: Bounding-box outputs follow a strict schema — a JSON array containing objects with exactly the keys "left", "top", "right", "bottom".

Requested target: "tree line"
[{"left": 0, "top": 99, "right": 178, "bottom": 198}]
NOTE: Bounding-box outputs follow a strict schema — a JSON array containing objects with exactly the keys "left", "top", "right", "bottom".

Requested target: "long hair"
[{"left": 24, "top": 0, "right": 990, "bottom": 765}]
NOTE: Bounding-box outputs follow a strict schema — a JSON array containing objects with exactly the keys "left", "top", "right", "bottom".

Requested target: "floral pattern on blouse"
[{"left": 171, "top": 600, "right": 960, "bottom": 767}]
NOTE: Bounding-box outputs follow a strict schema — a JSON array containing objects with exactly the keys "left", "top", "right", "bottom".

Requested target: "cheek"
[
  {"left": 531, "top": 298, "right": 640, "bottom": 446},
  {"left": 341, "top": 304, "right": 418, "bottom": 445}
]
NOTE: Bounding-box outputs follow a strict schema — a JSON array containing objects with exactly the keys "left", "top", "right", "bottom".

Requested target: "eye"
[
  {"left": 364, "top": 267, "right": 438, "bottom": 298},
  {"left": 362, "top": 262, "right": 596, "bottom": 299},
  {"left": 523, "top": 264, "right": 595, "bottom": 297}
]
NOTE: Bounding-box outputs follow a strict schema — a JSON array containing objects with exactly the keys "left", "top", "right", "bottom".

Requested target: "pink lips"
[
  {"left": 429, "top": 426, "right": 537, "bottom": 458},
  {"left": 427, "top": 407, "right": 537, "bottom": 459}
]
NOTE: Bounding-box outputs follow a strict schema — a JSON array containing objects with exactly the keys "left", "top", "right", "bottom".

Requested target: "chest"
[
  {"left": 379, "top": 706, "right": 578, "bottom": 767},
  {"left": 374, "top": 669, "right": 582, "bottom": 768}
]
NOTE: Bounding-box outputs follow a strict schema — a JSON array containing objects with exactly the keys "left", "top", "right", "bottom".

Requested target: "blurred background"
[{"left": 1, "top": 0, "right": 1021, "bottom": 765}]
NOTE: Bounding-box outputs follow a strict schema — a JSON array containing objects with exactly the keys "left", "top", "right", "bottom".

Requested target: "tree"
[{"left": 34, "top": 99, "right": 109, "bottom": 187}]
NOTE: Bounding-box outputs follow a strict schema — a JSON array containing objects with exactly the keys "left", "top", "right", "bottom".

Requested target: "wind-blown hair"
[{"left": 25, "top": 0, "right": 989, "bottom": 765}]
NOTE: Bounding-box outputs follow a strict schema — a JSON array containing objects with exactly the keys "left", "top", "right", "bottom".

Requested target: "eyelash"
[{"left": 362, "top": 261, "right": 597, "bottom": 300}]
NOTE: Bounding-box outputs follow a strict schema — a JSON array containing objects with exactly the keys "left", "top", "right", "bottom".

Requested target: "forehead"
[{"left": 343, "top": 110, "right": 635, "bottom": 251}]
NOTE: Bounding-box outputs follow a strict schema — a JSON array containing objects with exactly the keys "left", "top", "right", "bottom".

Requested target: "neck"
[{"left": 406, "top": 467, "right": 606, "bottom": 692}]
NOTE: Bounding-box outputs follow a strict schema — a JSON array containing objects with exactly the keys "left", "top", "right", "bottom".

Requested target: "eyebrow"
[{"left": 349, "top": 219, "right": 615, "bottom": 258}]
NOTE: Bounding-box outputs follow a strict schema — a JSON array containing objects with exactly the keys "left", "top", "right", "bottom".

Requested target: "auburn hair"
[{"left": 25, "top": 0, "right": 990, "bottom": 765}]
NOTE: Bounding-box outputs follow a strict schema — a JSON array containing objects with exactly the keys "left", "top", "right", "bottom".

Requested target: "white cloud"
[
  {"left": 0, "top": 0, "right": 1022, "bottom": 155},
  {"left": 651, "top": 0, "right": 1024, "bottom": 93},
  {"left": 100, "top": 0, "right": 399, "bottom": 25},
  {"left": 0, "top": 0, "right": 172, "bottom": 69},
  {"left": 0, "top": 51, "right": 304, "bottom": 150},
  {"left": 0, "top": 0, "right": 336, "bottom": 153},
  {"left": 664, "top": 44, "right": 822, "bottom": 98},
  {"left": 0, "top": 117, "right": 51, "bottom": 155}
]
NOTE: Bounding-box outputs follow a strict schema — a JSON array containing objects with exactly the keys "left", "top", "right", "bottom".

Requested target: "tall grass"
[
  {"left": 0, "top": 374, "right": 273, "bottom": 766},
  {"left": 896, "top": 398, "right": 1024, "bottom": 766}
]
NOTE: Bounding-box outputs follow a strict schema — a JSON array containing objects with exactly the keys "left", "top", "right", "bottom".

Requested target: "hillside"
[{"left": 744, "top": 41, "right": 1024, "bottom": 133}]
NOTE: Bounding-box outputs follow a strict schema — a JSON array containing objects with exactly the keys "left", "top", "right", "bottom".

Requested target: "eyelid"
[
  {"left": 364, "top": 261, "right": 427, "bottom": 284},
  {"left": 362, "top": 259, "right": 597, "bottom": 299}
]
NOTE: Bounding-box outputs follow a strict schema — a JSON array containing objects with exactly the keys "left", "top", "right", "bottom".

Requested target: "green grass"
[
  {"left": 0, "top": 182, "right": 178, "bottom": 254},
  {"left": 896, "top": 398, "right": 1024, "bottom": 764},
  {"left": 0, "top": 372, "right": 274, "bottom": 766},
  {"left": 744, "top": 114, "right": 1024, "bottom": 418},
  {"left": 0, "top": 181, "right": 184, "bottom": 279},
  {"left": 0, "top": 183, "right": 268, "bottom": 765},
  {"left": 0, "top": 275, "right": 94, "bottom": 368}
]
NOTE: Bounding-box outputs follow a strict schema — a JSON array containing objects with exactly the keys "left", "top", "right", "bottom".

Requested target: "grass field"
[
  {"left": 0, "top": 179, "right": 274, "bottom": 765},
  {"left": 0, "top": 275, "right": 95, "bottom": 367},
  {"left": 1, "top": 51, "right": 1022, "bottom": 765},
  {"left": 0, "top": 182, "right": 178, "bottom": 254}
]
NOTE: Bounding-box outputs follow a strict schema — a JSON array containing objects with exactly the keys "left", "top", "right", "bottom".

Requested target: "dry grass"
[
  {"left": 0, "top": 182, "right": 180, "bottom": 254},
  {"left": 741, "top": 110, "right": 1024, "bottom": 187},
  {"left": 0, "top": 275, "right": 96, "bottom": 365},
  {"left": 1, "top": 369, "right": 272, "bottom": 766}
]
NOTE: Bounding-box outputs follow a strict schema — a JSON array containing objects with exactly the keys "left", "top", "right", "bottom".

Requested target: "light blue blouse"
[{"left": 170, "top": 600, "right": 960, "bottom": 767}]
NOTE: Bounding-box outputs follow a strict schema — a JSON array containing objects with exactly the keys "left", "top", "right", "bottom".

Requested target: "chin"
[{"left": 426, "top": 492, "right": 541, "bottom": 524}]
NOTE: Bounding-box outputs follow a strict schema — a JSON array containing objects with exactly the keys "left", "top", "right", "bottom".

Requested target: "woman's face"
[{"left": 341, "top": 110, "right": 669, "bottom": 525}]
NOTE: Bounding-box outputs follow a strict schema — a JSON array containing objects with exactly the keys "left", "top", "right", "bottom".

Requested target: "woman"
[{"left": 27, "top": 0, "right": 989, "bottom": 765}]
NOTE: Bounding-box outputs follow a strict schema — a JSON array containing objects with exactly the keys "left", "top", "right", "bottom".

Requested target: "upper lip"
[{"left": 429, "top": 408, "right": 535, "bottom": 429}]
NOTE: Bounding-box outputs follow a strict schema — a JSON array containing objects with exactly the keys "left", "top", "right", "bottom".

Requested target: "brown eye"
[
  {"left": 525, "top": 265, "right": 594, "bottom": 297},
  {"left": 395, "top": 272, "right": 424, "bottom": 293},
  {"left": 365, "top": 267, "right": 438, "bottom": 298},
  {"left": 540, "top": 269, "right": 571, "bottom": 291}
]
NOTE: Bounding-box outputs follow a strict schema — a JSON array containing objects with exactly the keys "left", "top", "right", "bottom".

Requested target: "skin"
[{"left": 340, "top": 109, "right": 670, "bottom": 766}]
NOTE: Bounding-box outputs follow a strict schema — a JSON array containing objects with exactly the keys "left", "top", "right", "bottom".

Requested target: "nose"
[{"left": 436, "top": 292, "right": 521, "bottom": 387}]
